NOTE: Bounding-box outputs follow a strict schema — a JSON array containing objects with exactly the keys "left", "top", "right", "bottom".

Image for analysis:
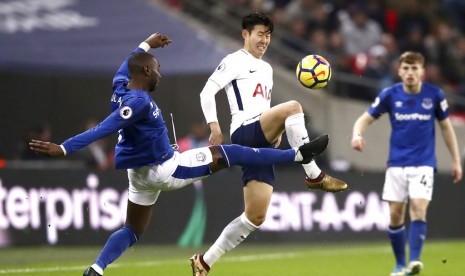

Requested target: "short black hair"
[
  {"left": 242, "top": 11, "right": 273, "bottom": 34},
  {"left": 128, "top": 52, "right": 155, "bottom": 76}
]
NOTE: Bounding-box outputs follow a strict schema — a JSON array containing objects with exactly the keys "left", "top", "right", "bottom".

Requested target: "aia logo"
[{"left": 252, "top": 83, "right": 271, "bottom": 100}]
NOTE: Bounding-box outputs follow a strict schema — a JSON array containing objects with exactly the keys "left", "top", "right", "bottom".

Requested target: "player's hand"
[
  {"left": 452, "top": 162, "right": 463, "bottom": 184},
  {"left": 144, "top": 32, "right": 172, "bottom": 49},
  {"left": 29, "top": 139, "right": 65, "bottom": 157},
  {"left": 351, "top": 136, "right": 365, "bottom": 152},
  {"left": 208, "top": 122, "right": 223, "bottom": 145},
  {"left": 209, "top": 131, "right": 223, "bottom": 145}
]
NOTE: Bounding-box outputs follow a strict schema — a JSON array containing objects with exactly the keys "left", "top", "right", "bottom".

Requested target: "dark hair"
[
  {"left": 399, "top": 51, "right": 425, "bottom": 66},
  {"left": 128, "top": 52, "right": 155, "bottom": 76},
  {"left": 242, "top": 11, "right": 273, "bottom": 34}
]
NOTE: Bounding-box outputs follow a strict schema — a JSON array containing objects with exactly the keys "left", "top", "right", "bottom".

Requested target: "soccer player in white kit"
[
  {"left": 352, "top": 52, "right": 462, "bottom": 276},
  {"left": 191, "top": 12, "right": 348, "bottom": 275}
]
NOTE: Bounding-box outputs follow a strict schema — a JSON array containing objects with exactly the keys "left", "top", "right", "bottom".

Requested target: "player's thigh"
[
  {"left": 244, "top": 180, "right": 273, "bottom": 219},
  {"left": 232, "top": 119, "right": 270, "bottom": 147},
  {"left": 260, "top": 101, "right": 302, "bottom": 141},
  {"left": 382, "top": 167, "right": 409, "bottom": 203},
  {"left": 406, "top": 166, "right": 434, "bottom": 201},
  {"left": 165, "top": 148, "right": 213, "bottom": 190},
  {"left": 128, "top": 167, "right": 162, "bottom": 206}
]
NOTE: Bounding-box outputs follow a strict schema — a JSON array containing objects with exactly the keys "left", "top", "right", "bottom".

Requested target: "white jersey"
[{"left": 206, "top": 49, "right": 273, "bottom": 134}]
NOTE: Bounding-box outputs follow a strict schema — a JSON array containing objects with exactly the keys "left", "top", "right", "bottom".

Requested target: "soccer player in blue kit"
[
  {"left": 191, "top": 11, "right": 348, "bottom": 276},
  {"left": 28, "top": 32, "right": 330, "bottom": 276},
  {"left": 351, "top": 51, "right": 462, "bottom": 276}
]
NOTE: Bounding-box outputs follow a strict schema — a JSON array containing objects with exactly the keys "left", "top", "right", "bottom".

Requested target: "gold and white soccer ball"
[{"left": 295, "top": 54, "right": 332, "bottom": 89}]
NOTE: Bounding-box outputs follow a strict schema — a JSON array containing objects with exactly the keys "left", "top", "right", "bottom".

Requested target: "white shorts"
[
  {"left": 382, "top": 166, "right": 434, "bottom": 203},
  {"left": 127, "top": 148, "right": 213, "bottom": 206}
]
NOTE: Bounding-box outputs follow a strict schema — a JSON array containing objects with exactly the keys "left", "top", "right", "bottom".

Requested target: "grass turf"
[{"left": 0, "top": 240, "right": 463, "bottom": 275}]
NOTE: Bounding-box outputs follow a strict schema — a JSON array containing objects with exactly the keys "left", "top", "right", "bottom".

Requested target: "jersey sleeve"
[
  {"left": 112, "top": 47, "right": 147, "bottom": 89},
  {"left": 368, "top": 88, "right": 391, "bottom": 118},
  {"left": 435, "top": 88, "right": 449, "bottom": 121},
  {"left": 208, "top": 55, "right": 240, "bottom": 89},
  {"left": 61, "top": 96, "right": 150, "bottom": 155}
]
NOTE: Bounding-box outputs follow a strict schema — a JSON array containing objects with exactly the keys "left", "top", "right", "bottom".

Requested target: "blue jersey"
[
  {"left": 61, "top": 47, "right": 174, "bottom": 169},
  {"left": 368, "top": 82, "right": 449, "bottom": 168}
]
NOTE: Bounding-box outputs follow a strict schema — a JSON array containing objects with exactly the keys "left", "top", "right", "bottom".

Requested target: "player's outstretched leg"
[
  {"left": 299, "top": 135, "right": 348, "bottom": 192},
  {"left": 190, "top": 254, "right": 210, "bottom": 276},
  {"left": 297, "top": 134, "right": 329, "bottom": 164},
  {"left": 83, "top": 266, "right": 102, "bottom": 276}
]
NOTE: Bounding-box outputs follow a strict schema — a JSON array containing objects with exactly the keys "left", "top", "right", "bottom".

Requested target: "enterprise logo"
[{"left": 394, "top": 112, "right": 431, "bottom": 121}]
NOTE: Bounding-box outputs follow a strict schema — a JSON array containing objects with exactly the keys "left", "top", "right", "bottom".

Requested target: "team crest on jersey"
[
  {"left": 196, "top": 152, "right": 206, "bottom": 162},
  {"left": 421, "top": 98, "right": 433, "bottom": 110},
  {"left": 120, "top": 106, "right": 133, "bottom": 119},
  {"left": 216, "top": 62, "right": 226, "bottom": 72},
  {"left": 371, "top": 97, "right": 380, "bottom": 108}
]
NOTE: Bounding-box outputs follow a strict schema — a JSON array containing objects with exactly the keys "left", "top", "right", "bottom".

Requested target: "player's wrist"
[
  {"left": 352, "top": 134, "right": 363, "bottom": 141},
  {"left": 59, "top": 144, "right": 67, "bottom": 156},
  {"left": 138, "top": 42, "right": 150, "bottom": 52}
]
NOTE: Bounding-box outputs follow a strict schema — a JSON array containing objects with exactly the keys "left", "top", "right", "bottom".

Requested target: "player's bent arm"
[
  {"left": 200, "top": 80, "right": 224, "bottom": 144},
  {"left": 438, "top": 118, "right": 463, "bottom": 182},
  {"left": 351, "top": 112, "right": 375, "bottom": 151}
]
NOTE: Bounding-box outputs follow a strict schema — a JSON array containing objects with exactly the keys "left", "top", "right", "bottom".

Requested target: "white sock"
[
  {"left": 285, "top": 113, "right": 322, "bottom": 179},
  {"left": 203, "top": 213, "right": 258, "bottom": 267},
  {"left": 91, "top": 264, "right": 104, "bottom": 275}
]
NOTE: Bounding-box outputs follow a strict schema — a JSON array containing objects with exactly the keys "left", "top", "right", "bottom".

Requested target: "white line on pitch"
[{"left": 0, "top": 252, "right": 303, "bottom": 274}]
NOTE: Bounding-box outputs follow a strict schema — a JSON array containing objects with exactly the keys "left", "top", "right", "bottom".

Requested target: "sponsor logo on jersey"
[
  {"left": 119, "top": 106, "right": 133, "bottom": 119},
  {"left": 395, "top": 101, "right": 403, "bottom": 108},
  {"left": 252, "top": 83, "right": 271, "bottom": 100},
  {"left": 421, "top": 98, "right": 433, "bottom": 109},
  {"left": 249, "top": 69, "right": 257, "bottom": 73},
  {"left": 394, "top": 112, "right": 431, "bottom": 121}
]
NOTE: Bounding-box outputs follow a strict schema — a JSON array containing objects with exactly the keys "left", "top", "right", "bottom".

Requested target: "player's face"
[
  {"left": 398, "top": 61, "right": 424, "bottom": 92},
  {"left": 243, "top": 25, "right": 271, "bottom": 59},
  {"left": 148, "top": 58, "right": 161, "bottom": 92}
]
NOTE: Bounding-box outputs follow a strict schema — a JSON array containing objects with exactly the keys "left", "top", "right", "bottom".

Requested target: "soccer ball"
[{"left": 295, "top": 54, "right": 332, "bottom": 89}]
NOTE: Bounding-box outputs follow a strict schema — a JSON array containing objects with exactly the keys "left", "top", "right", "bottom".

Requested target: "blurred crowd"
[{"left": 161, "top": 0, "right": 465, "bottom": 114}]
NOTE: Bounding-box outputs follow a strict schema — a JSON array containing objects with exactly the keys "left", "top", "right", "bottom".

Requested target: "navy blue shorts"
[{"left": 231, "top": 117, "right": 275, "bottom": 186}]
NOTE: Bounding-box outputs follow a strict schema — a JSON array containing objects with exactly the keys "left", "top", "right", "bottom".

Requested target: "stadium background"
[{"left": 0, "top": 0, "right": 464, "bottom": 251}]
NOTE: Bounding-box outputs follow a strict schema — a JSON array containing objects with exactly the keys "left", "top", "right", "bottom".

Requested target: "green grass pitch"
[{"left": 1, "top": 240, "right": 464, "bottom": 275}]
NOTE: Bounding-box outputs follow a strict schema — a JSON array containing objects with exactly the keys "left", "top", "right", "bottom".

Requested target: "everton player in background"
[{"left": 352, "top": 51, "right": 462, "bottom": 276}]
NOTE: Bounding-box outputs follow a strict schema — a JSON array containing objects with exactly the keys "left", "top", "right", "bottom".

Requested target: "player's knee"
[
  {"left": 208, "top": 146, "right": 228, "bottom": 172},
  {"left": 285, "top": 100, "right": 303, "bottom": 114},
  {"left": 246, "top": 213, "right": 266, "bottom": 226}
]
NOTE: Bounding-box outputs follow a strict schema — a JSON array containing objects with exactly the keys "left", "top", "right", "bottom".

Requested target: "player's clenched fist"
[{"left": 144, "top": 32, "right": 172, "bottom": 48}]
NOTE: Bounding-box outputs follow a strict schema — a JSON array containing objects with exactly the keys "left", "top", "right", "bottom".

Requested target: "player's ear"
[
  {"left": 241, "top": 29, "right": 249, "bottom": 40},
  {"left": 144, "top": 65, "right": 150, "bottom": 76}
]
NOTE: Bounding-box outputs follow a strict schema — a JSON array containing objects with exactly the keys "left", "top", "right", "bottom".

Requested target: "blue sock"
[
  {"left": 388, "top": 225, "right": 406, "bottom": 267},
  {"left": 95, "top": 226, "right": 138, "bottom": 271},
  {"left": 218, "top": 145, "right": 295, "bottom": 167},
  {"left": 408, "top": 220, "right": 427, "bottom": 261}
]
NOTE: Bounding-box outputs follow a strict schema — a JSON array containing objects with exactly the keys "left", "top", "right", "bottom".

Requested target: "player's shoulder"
[
  {"left": 378, "top": 83, "right": 400, "bottom": 98},
  {"left": 222, "top": 49, "right": 249, "bottom": 63},
  {"left": 422, "top": 82, "right": 444, "bottom": 95}
]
